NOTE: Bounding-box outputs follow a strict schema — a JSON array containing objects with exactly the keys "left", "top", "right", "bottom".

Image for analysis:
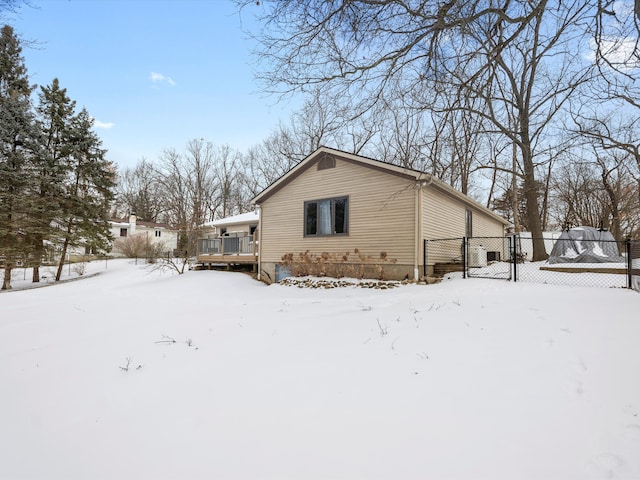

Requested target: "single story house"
[
  {"left": 252, "top": 147, "right": 509, "bottom": 282},
  {"left": 110, "top": 214, "right": 179, "bottom": 257}
]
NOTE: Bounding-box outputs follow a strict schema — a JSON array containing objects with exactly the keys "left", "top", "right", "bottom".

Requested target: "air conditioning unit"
[
  {"left": 468, "top": 245, "right": 487, "bottom": 268},
  {"left": 487, "top": 251, "right": 501, "bottom": 262}
]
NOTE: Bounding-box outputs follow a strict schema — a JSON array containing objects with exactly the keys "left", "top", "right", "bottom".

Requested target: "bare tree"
[
  {"left": 372, "top": 93, "right": 430, "bottom": 170},
  {"left": 243, "top": 89, "right": 378, "bottom": 198},
  {"left": 550, "top": 152, "right": 638, "bottom": 239},
  {"left": 156, "top": 148, "right": 190, "bottom": 231},
  {"left": 212, "top": 144, "right": 244, "bottom": 219},
  {"left": 570, "top": 108, "right": 640, "bottom": 239},
  {"left": 185, "top": 138, "right": 218, "bottom": 225},
  {"left": 244, "top": 125, "right": 302, "bottom": 197},
  {"left": 114, "top": 158, "right": 165, "bottom": 222},
  {"left": 154, "top": 140, "right": 222, "bottom": 254},
  {"left": 238, "top": 1, "right": 619, "bottom": 260}
]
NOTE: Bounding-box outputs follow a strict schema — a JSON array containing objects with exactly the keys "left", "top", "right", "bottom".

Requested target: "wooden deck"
[
  {"left": 195, "top": 235, "right": 258, "bottom": 270},
  {"left": 196, "top": 253, "right": 257, "bottom": 265}
]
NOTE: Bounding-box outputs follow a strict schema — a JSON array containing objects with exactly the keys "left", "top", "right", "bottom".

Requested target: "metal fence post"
[
  {"left": 462, "top": 237, "right": 467, "bottom": 279},
  {"left": 423, "top": 239, "right": 427, "bottom": 278},
  {"left": 627, "top": 239, "right": 632, "bottom": 290},
  {"left": 512, "top": 236, "right": 518, "bottom": 283}
]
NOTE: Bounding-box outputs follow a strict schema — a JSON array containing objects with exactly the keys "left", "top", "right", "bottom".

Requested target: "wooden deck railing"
[{"left": 197, "top": 235, "right": 256, "bottom": 257}]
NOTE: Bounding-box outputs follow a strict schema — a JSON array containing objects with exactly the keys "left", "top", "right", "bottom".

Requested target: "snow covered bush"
[{"left": 114, "top": 234, "right": 166, "bottom": 262}]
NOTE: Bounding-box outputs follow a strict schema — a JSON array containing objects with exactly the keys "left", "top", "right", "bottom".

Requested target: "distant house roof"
[
  {"left": 252, "top": 146, "right": 509, "bottom": 226},
  {"left": 202, "top": 211, "right": 259, "bottom": 228},
  {"left": 109, "top": 217, "right": 176, "bottom": 230}
]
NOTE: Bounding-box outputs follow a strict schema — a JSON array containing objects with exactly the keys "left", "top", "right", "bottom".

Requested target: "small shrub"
[
  {"left": 279, "top": 249, "right": 397, "bottom": 280},
  {"left": 114, "top": 234, "right": 166, "bottom": 262},
  {"left": 72, "top": 262, "right": 87, "bottom": 276}
]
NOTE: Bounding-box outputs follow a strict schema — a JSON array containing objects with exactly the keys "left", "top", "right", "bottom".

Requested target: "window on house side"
[
  {"left": 155, "top": 230, "right": 161, "bottom": 237},
  {"left": 304, "top": 197, "right": 349, "bottom": 236},
  {"left": 120, "top": 228, "right": 127, "bottom": 237}
]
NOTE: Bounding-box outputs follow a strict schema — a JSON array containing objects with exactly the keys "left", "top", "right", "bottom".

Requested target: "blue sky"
[{"left": 7, "top": 0, "right": 295, "bottom": 168}]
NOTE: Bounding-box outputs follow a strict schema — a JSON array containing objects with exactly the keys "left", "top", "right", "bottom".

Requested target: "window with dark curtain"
[
  {"left": 305, "top": 201, "right": 318, "bottom": 235},
  {"left": 304, "top": 197, "right": 349, "bottom": 236},
  {"left": 334, "top": 198, "right": 348, "bottom": 234}
]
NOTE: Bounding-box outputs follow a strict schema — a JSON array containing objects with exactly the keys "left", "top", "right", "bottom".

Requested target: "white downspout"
[
  {"left": 415, "top": 176, "right": 432, "bottom": 280},
  {"left": 414, "top": 183, "right": 421, "bottom": 281},
  {"left": 255, "top": 204, "right": 262, "bottom": 281}
]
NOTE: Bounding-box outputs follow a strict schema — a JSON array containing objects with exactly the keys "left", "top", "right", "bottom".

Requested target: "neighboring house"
[
  {"left": 252, "top": 147, "right": 510, "bottom": 282},
  {"left": 110, "top": 214, "right": 179, "bottom": 257},
  {"left": 200, "top": 211, "right": 259, "bottom": 238}
]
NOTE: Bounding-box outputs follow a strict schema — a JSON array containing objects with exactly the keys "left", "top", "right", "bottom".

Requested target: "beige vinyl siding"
[
  {"left": 422, "top": 187, "right": 466, "bottom": 239},
  {"left": 260, "top": 158, "right": 416, "bottom": 267},
  {"left": 472, "top": 210, "right": 505, "bottom": 237},
  {"left": 421, "top": 186, "right": 505, "bottom": 265},
  {"left": 422, "top": 186, "right": 504, "bottom": 239},
  {"left": 221, "top": 222, "right": 256, "bottom": 235}
]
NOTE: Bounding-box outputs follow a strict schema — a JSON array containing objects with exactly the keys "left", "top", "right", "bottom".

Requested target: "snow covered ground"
[{"left": 1, "top": 259, "right": 639, "bottom": 480}]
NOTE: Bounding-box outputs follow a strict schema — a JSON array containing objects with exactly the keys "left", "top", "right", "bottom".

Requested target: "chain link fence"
[
  {"left": 466, "top": 236, "right": 513, "bottom": 280},
  {"left": 425, "top": 236, "right": 640, "bottom": 292},
  {"left": 424, "top": 238, "right": 464, "bottom": 278},
  {"left": 514, "top": 236, "right": 632, "bottom": 290},
  {"left": 630, "top": 240, "right": 640, "bottom": 291}
]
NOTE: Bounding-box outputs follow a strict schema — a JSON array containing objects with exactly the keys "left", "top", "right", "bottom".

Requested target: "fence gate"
[
  {"left": 465, "top": 236, "right": 514, "bottom": 280},
  {"left": 424, "top": 237, "right": 514, "bottom": 281}
]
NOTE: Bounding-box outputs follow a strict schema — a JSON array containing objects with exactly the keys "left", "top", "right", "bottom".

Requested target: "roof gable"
[
  {"left": 252, "top": 146, "right": 509, "bottom": 226},
  {"left": 252, "top": 147, "right": 425, "bottom": 204}
]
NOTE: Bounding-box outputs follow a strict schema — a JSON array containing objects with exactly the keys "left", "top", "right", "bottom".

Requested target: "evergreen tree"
[
  {"left": 31, "top": 78, "right": 75, "bottom": 282},
  {"left": 0, "top": 24, "right": 35, "bottom": 290},
  {"left": 55, "top": 108, "right": 115, "bottom": 281}
]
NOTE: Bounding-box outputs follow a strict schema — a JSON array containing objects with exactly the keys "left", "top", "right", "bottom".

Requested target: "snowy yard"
[{"left": 1, "top": 259, "right": 639, "bottom": 479}]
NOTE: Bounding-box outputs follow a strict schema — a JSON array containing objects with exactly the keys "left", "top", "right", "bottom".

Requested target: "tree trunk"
[
  {"left": 512, "top": 141, "right": 521, "bottom": 233},
  {"left": 2, "top": 260, "right": 12, "bottom": 290},
  {"left": 541, "top": 155, "right": 553, "bottom": 231},
  {"left": 55, "top": 237, "right": 69, "bottom": 282},
  {"left": 486, "top": 151, "right": 498, "bottom": 210},
  {"left": 32, "top": 235, "right": 42, "bottom": 283},
  {"left": 56, "top": 220, "right": 73, "bottom": 281},
  {"left": 521, "top": 143, "right": 547, "bottom": 261},
  {"left": 601, "top": 173, "right": 622, "bottom": 241},
  {"left": 32, "top": 265, "right": 40, "bottom": 283}
]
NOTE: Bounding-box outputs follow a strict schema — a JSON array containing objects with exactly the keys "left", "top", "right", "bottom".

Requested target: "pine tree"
[
  {"left": 31, "top": 78, "right": 75, "bottom": 282},
  {"left": 55, "top": 109, "right": 115, "bottom": 281},
  {"left": 0, "top": 24, "right": 36, "bottom": 290}
]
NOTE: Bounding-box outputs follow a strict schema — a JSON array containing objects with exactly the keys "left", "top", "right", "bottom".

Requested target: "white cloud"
[
  {"left": 584, "top": 1, "right": 640, "bottom": 70},
  {"left": 92, "top": 119, "right": 115, "bottom": 129},
  {"left": 587, "top": 37, "right": 640, "bottom": 70},
  {"left": 150, "top": 71, "right": 176, "bottom": 87}
]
